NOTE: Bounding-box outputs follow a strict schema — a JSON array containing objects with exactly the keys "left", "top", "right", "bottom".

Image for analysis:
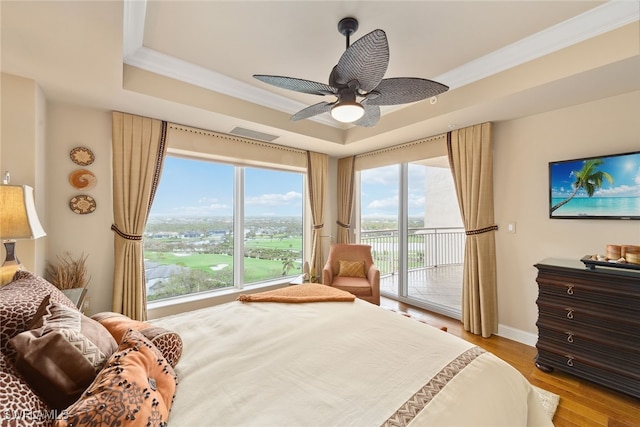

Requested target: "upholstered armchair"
[{"left": 322, "top": 244, "right": 380, "bottom": 305}]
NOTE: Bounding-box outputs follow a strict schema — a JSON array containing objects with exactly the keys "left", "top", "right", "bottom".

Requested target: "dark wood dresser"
[{"left": 534, "top": 258, "right": 640, "bottom": 399}]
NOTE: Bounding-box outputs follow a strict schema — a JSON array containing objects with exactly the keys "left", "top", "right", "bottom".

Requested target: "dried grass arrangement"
[{"left": 45, "top": 252, "right": 90, "bottom": 290}]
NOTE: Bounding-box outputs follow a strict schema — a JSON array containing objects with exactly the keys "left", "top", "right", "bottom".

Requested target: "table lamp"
[{"left": 0, "top": 183, "right": 46, "bottom": 285}]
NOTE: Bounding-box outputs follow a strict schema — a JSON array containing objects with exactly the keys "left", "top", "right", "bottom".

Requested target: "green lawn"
[{"left": 145, "top": 251, "right": 300, "bottom": 282}]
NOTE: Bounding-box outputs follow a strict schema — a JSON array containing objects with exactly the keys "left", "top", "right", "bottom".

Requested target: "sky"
[
  {"left": 150, "top": 156, "right": 457, "bottom": 218},
  {"left": 150, "top": 156, "right": 303, "bottom": 216},
  {"left": 550, "top": 151, "right": 640, "bottom": 199}
]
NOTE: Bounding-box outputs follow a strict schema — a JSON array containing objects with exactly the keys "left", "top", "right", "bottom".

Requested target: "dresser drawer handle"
[
  {"left": 565, "top": 332, "right": 574, "bottom": 343},
  {"left": 565, "top": 308, "right": 574, "bottom": 319},
  {"left": 566, "top": 285, "right": 574, "bottom": 295},
  {"left": 565, "top": 355, "right": 575, "bottom": 367}
]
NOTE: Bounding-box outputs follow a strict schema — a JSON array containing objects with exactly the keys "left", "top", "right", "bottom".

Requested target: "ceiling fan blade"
[
  {"left": 291, "top": 101, "right": 335, "bottom": 121},
  {"left": 353, "top": 104, "right": 380, "bottom": 127},
  {"left": 365, "top": 78, "right": 449, "bottom": 106},
  {"left": 334, "top": 29, "right": 389, "bottom": 93},
  {"left": 253, "top": 75, "right": 336, "bottom": 96}
]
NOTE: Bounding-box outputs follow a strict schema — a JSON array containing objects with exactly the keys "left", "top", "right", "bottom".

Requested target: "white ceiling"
[{"left": 2, "top": 1, "right": 639, "bottom": 157}]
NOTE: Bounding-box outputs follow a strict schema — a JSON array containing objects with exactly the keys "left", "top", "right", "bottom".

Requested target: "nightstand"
[{"left": 61, "top": 288, "right": 87, "bottom": 311}]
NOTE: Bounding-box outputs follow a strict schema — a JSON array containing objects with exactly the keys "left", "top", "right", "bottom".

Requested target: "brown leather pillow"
[
  {"left": 9, "top": 296, "right": 117, "bottom": 410},
  {"left": 337, "top": 260, "right": 366, "bottom": 278},
  {"left": 92, "top": 312, "right": 183, "bottom": 368},
  {"left": 54, "top": 329, "right": 177, "bottom": 427}
]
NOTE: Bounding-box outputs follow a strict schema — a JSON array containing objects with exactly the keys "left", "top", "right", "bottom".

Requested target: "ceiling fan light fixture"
[{"left": 330, "top": 101, "right": 365, "bottom": 123}]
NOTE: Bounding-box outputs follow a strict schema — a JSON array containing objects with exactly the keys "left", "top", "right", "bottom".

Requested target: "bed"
[
  {"left": 0, "top": 276, "right": 552, "bottom": 427},
  {"left": 149, "top": 284, "right": 552, "bottom": 426}
]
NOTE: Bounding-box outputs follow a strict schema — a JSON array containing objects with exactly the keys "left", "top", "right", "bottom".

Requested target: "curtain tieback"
[
  {"left": 313, "top": 224, "right": 324, "bottom": 230},
  {"left": 336, "top": 221, "right": 350, "bottom": 229},
  {"left": 111, "top": 224, "right": 143, "bottom": 241},
  {"left": 465, "top": 225, "right": 498, "bottom": 236}
]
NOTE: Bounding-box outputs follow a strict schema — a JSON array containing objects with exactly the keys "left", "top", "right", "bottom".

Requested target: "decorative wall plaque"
[
  {"left": 69, "top": 195, "right": 96, "bottom": 214},
  {"left": 69, "top": 169, "right": 97, "bottom": 190},
  {"left": 69, "top": 147, "right": 95, "bottom": 166}
]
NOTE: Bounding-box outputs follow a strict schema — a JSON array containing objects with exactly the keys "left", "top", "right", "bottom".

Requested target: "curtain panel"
[
  {"left": 306, "top": 151, "right": 328, "bottom": 281},
  {"left": 336, "top": 156, "right": 356, "bottom": 243},
  {"left": 447, "top": 122, "right": 498, "bottom": 337},
  {"left": 111, "top": 112, "right": 167, "bottom": 321}
]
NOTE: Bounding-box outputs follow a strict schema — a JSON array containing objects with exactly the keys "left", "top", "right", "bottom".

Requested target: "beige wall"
[
  {"left": 45, "top": 104, "right": 114, "bottom": 314},
  {"left": 493, "top": 90, "right": 640, "bottom": 343},
  {"left": 0, "top": 73, "right": 47, "bottom": 274},
  {"left": 3, "top": 70, "right": 638, "bottom": 341}
]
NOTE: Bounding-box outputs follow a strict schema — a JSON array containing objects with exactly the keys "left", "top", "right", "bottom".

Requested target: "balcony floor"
[{"left": 380, "top": 264, "right": 463, "bottom": 313}]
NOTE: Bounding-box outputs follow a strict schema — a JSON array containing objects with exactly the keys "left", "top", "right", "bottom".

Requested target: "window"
[{"left": 145, "top": 155, "right": 304, "bottom": 302}]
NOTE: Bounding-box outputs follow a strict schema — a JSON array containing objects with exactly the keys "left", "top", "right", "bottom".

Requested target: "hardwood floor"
[{"left": 380, "top": 297, "right": 640, "bottom": 427}]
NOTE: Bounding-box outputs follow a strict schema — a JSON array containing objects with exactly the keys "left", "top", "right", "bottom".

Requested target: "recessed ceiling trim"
[
  {"left": 434, "top": 1, "right": 639, "bottom": 89},
  {"left": 122, "top": 0, "right": 638, "bottom": 122}
]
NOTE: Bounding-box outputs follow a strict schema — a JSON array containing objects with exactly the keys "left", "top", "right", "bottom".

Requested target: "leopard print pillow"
[
  {"left": 0, "top": 271, "right": 77, "bottom": 359},
  {"left": 0, "top": 351, "right": 53, "bottom": 427}
]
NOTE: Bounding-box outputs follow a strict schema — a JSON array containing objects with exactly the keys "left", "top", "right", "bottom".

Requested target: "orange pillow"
[
  {"left": 92, "top": 312, "right": 183, "bottom": 368},
  {"left": 54, "top": 329, "right": 177, "bottom": 427},
  {"left": 337, "top": 260, "right": 366, "bottom": 278}
]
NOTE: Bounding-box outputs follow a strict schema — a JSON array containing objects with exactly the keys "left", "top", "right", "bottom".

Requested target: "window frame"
[{"left": 146, "top": 149, "right": 308, "bottom": 310}]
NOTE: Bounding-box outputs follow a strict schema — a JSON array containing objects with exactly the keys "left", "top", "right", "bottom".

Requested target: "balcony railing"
[{"left": 360, "top": 227, "right": 465, "bottom": 276}]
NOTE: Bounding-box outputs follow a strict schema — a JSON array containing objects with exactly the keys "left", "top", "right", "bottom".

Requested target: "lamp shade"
[{"left": 0, "top": 185, "right": 46, "bottom": 239}]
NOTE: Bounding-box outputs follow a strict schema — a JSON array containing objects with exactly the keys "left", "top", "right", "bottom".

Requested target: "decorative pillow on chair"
[
  {"left": 337, "top": 260, "right": 366, "bottom": 278},
  {"left": 8, "top": 296, "right": 118, "bottom": 410},
  {"left": 54, "top": 329, "right": 178, "bottom": 427},
  {"left": 0, "top": 270, "right": 77, "bottom": 358},
  {"left": 0, "top": 352, "right": 53, "bottom": 427},
  {"left": 92, "top": 312, "right": 183, "bottom": 367}
]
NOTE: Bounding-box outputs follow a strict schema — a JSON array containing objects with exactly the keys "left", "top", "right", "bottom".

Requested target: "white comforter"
[{"left": 150, "top": 298, "right": 552, "bottom": 427}]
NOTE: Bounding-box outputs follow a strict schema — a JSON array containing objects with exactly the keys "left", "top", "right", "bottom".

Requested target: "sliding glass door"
[{"left": 359, "top": 156, "right": 463, "bottom": 318}]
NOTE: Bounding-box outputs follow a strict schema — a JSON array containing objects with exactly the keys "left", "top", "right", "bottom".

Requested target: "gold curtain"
[
  {"left": 447, "top": 123, "right": 498, "bottom": 338},
  {"left": 306, "top": 151, "right": 327, "bottom": 281},
  {"left": 336, "top": 156, "right": 356, "bottom": 243},
  {"left": 111, "top": 112, "right": 167, "bottom": 320}
]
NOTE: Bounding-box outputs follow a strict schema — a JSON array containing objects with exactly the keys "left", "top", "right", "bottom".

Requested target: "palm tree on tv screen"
[{"left": 551, "top": 158, "right": 614, "bottom": 212}]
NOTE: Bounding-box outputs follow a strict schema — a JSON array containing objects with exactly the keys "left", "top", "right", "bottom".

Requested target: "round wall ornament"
[
  {"left": 69, "top": 169, "right": 97, "bottom": 190},
  {"left": 69, "top": 195, "right": 96, "bottom": 215},
  {"left": 70, "top": 146, "right": 95, "bottom": 166}
]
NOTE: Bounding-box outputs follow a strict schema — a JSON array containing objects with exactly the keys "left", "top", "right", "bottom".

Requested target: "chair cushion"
[
  {"left": 331, "top": 276, "right": 373, "bottom": 297},
  {"left": 337, "top": 260, "right": 366, "bottom": 278}
]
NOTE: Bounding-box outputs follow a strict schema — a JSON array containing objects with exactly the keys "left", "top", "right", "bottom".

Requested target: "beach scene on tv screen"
[{"left": 550, "top": 152, "right": 640, "bottom": 217}]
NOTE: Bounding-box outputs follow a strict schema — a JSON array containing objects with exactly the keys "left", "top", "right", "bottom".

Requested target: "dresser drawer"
[
  {"left": 535, "top": 348, "right": 640, "bottom": 399},
  {"left": 536, "top": 300, "right": 640, "bottom": 339},
  {"left": 537, "top": 326, "right": 640, "bottom": 375},
  {"left": 536, "top": 275, "right": 640, "bottom": 311},
  {"left": 536, "top": 317, "right": 637, "bottom": 352}
]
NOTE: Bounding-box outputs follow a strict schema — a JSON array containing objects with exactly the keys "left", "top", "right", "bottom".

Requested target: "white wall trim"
[{"left": 497, "top": 324, "right": 538, "bottom": 348}]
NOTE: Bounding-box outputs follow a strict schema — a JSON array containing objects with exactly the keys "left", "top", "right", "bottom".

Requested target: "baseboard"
[{"left": 497, "top": 324, "right": 538, "bottom": 347}]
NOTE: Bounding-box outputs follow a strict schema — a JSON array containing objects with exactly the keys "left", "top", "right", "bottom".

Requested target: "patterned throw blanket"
[{"left": 237, "top": 283, "right": 356, "bottom": 303}]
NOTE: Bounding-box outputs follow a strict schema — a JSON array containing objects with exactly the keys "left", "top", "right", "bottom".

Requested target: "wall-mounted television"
[{"left": 549, "top": 151, "right": 640, "bottom": 220}]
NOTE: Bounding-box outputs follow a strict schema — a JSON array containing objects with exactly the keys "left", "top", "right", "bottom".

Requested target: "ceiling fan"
[{"left": 253, "top": 17, "right": 449, "bottom": 127}]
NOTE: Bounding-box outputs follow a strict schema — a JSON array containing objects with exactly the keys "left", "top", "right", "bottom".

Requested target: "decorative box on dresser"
[{"left": 534, "top": 258, "right": 640, "bottom": 399}]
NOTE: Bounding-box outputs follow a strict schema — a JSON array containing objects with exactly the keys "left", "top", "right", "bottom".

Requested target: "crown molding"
[{"left": 123, "top": 0, "right": 639, "bottom": 121}]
